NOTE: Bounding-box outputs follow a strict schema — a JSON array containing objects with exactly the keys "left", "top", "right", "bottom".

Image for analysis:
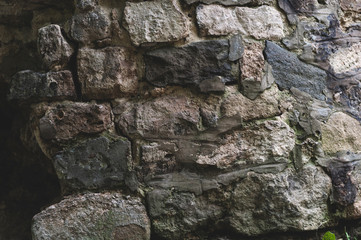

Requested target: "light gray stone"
[
  {"left": 38, "top": 24, "right": 74, "bottom": 70},
  {"left": 123, "top": 1, "right": 189, "bottom": 46},
  {"left": 78, "top": 47, "right": 138, "bottom": 100},
  {"left": 329, "top": 42, "right": 361, "bottom": 75},
  {"left": 197, "top": 5, "right": 284, "bottom": 40},
  {"left": 32, "top": 192, "right": 150, "bottom": 240},
  {"left": 230, "top": 164, "right": 332, "bottom": 236}
]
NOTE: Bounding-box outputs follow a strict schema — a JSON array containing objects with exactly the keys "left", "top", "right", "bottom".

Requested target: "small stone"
[
  {"left": 70, "top": 7, "right": 111, "bottom": 44},
  {"left": 78, "top": 47, "right": 138, "bottom": 100},
  {"left": 53, "top": 135, "right": 132, "bottom": 193},
  {"left": 321, "top": 112, "right": 361, "bottom": 154},
  {"left": 32, "top": 192, "right": 150, "bottom": 240},
  {"left": 123, "top": 1, "right": 189, "bottom": 46},
  {"left": 7, "top": 70, "right": 76, "bottom": 102},
  {"left": 38, "top": 24, "right": 74, "bottom": 70},
  {"left": 197, "top": 5, "right": 284, "bottom": 40},
  {"left": 37, "top": 102, "right": 112, "bottom": 141},
  {"left": 230, "top": 164, "right": 332, "bottom": 235},
  {"left": 264, "top": 41, "right": 327, "bottom": 100},
  {"left": 145, "top": 39, "right": 239, "bottom": 92}
]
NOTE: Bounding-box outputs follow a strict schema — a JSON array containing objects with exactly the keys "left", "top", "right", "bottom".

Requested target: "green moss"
[{"left": 322, "top": 231, "right": 335, "bottom": 240}]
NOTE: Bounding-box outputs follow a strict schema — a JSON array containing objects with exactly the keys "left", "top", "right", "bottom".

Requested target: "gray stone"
[
  {"left": 7, "top": 70, "right": 76, "bottom": 102},
  {"left": 53, "top": 135, "right": 132, "bottom": 192},
  {"left": 123, "top": 1, "right": 189, "bottom": 46},
  {"left": 329, "top": 42, "right": 361, "bottom": 75},
  {"left": 145, "top": 39, "right": 240, "bottom": 92},
  {"left": 78, "top": 47, "right": 138, "bottom": 100},
  {"left": 185, "top": 0, "right": 274, "bottom": 5},
  {"left": 32, "top": 192, "right": 150, "bottom": 240},
  {"left": 340, "top": 0, "right": 361, "bottom": 12},
  {"left": 196, "top": 5, "right": 284, "bottom": 40},
  {"left": 75, "top": 0, "right": 98, "bottom": 11},
  {"left": 38, "top": 24, "right": 74, "bottom": 70},
  {"left": 229, "top": 34, "right": 244, "bottom": 61},
  {"left": 230, "top": 164, "right": 332, "bottom": 236},
  {"left": 264, "top": 41, "right": 328, "bottom": 100},
  {"left": 70, "top": 7, "right": 111, "bottom": 45},
  {"left": 147, "top": 189, "right": 223, "bottom": 239}
]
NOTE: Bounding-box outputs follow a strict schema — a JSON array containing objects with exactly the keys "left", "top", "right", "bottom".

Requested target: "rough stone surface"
[
  {"left": 340, "top": 0, "right": 361, "bottom": 12},
  {"left": 70, "top": 7, "right": 111, "bottom": 44},
  {"left": 230, "top": 164, "right": 332, "bottom": 235},
  {"left": 37, "top": 102, "right": 112, "bottom": 141},
  {"left": 185, "top": 0, "right": 274, "bottom": 5},
  {"left": 78, "top": 47, "right": 138, "bottom": 99},
  {"left": 321, "top": 112, "right": 361, "bottom": 154},
  {"left": 115, "top": 93, "right": 200, "bottom": 140},
  {"left": 147, "top": 189, "right": 223, "bottom": 239},
  {"left": 329, "top": 43, "right": 361, "bottom": 74},
  {"left": 38, "top": 24, "right": 73, "bottom": 70},
  {"left": 32, "top": 192, "right": 150, "bottom": 240},
  {"left": 7, "top": 70, "right": 76, "bottom": 102},
  {"left": 53, "top": 135, "right": 132, "bottom": 192},
  {"left": 196, "top": 119, "right": 295, "bottom": 168},
  {"left": 145, "top": 39, "right": 240, "bottom": 91},
  {"left": 123, "top": 1, "right": 189, "bottom": 46},
  {"left": 264, "top": 41, "right": 328, "bottom": 100},
  {"left": 197, "top": 5, "right": 284, "bottom": 40}
]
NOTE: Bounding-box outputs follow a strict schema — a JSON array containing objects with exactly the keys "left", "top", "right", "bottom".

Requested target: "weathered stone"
[
  {"left": 147, "top": 189, "right": 223, "bottom": 239},
  {"left": 197, "top": 5, "right": 284, "bottom": 40},
  {"left": 37, "top": 102, "right": 112, "bottom": 141},
  {"left": 7, "top": 70, "right": 76, "bottom": 102},
  {"left": 230, "top": 164, "right": 332, "bottom": 236},
  {"left": 321, "top": 112, "right": 361, "bottom": 154},
  {"left": 221, "top": 84, "right": 281, "bottom": 122},
  {"left": 240, "top": 42, "right": 274, "bottom": 99},
  {"left": 75, "top": 0, "right": 98, "bottom": 11},
  {"left": 38, "top": 24, "right": 74, "bottom": 70},
  {"left": 53, "top": 135, "right": 132, "bottom": 192},
  {"left": 123, "top": 1, "right": 189, "bottom": 46},
  {"left": 196, "top": 119, "right": 295, "bottom": 168},
  {"left": 145, "top": 39, "right": 239, "bottom": 92},
  {"left": 329, "top": 42, "right": 361, "bottom": 75},
  {"left": 78, "top": 47, "right": 138, "bottom": 99},
  {"left": 184, "top": 0, "right": 274, "bottom": 5},
  {"left": 340, "top": 0, "right": 361, "bottom": 12},
  {"left": 115, "top": 93, "right": 200, "bottom": 139},
  {"left": 264, "top": 41, "right": 328, "bottom": 100},
  {"left": 70, "top": 7, "right": 111, "bottom": 44},
  {"left": 32, "top": 192, "right": 150, "bottom": 240}
]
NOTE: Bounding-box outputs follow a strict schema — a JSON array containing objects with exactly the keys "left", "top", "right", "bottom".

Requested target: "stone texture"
[
  {"left": 123, "top": 1, "right": 189, "bottom": 46},
  {"left": 147, "top": 189, "right": 223, "bottom": 239},
  {"left": 75, "top": 0, "right": 98, "bottom": 11},
  {"left": 329, "top": 43, "right": 361, "bottom": 75},
  {"left": 115, "top": 93, "right": 200, "bottom": 140},
  {"left": 240, "top": 42, "right": 274, "bottom": 99},
  {"left": 185, "top": 0, "right": 274, "bottom": 5},
  {"left": 196, "top": 119, "right": 295, "bottom": 168},
  {"left": 32, "top": 192, "right": 150, "bottom": 240},
  {"left": 340, "top": 0, "right": 361, "bottom": 12},
  {"left": 70, "top": 7, "right": 111, "bottom": 44},
  {"left": 38, "top": 24, "right": 74, "bottom": 70},
  {"left": 145, "top": 39, "right": 240, "bottom": 92},
  {"left": 37, "top": 102, "right": 112, "bottom": 141},
  {"left": 7, "top": 70, "right": 76, "bottom": 102},
  {"left": 321, "top": 112, "right": 361, "bottom": 154},
  {"left": 230, "top": 164, "right": 332, "bottom": 236},
  {"left": 53, "top": 135, "right": 132, "bottom": 192},
  {"left": 264, "top": 41, "right": 327, "bottom": 100},
  {"left": 197, "top": 5, "right": 284, "bottom": 40},
  {"left": 78, "top": 47, "right": 138, "bottom": 99}
]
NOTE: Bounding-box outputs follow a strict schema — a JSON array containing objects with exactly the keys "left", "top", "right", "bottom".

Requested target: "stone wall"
[{"left": 2, "top": 0, "right": 361, "bottom": 239}]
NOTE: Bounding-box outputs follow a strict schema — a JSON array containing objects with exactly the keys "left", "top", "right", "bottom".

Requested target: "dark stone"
[
  {"left": 145, "top": 39, "right": 240, "bottom": 92},
  {"left": 53, "top": 135, "right": 133, "bottom": 193},
  {"left": 264, "top": 41, "right": 327, "bottom": 100},
  {"left": 229, "top": 34, "right": 244, "bottom": 61},
  {"left": 328, "top": 161, "right": 357, "bottom": 207},
  {"left": 7, "top": 70, "right": 76, "bottom": 102}
]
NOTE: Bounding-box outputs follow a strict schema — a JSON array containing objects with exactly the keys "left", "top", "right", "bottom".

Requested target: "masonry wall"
[{"left": 1, "top": 0, "right": 361, "bottom": 239}]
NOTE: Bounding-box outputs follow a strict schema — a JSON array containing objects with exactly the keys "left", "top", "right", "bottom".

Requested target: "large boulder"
[{"left": 32, "top": 192, "right": 150, "bottom": 240}]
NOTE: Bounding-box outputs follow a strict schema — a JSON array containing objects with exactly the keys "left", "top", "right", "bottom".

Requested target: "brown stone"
[
  {"left": 77, "top": 47, "right": 138, "bottom": 100},
  {"left": 340, "top": 0, "right": 361, "bottom": 12}
]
